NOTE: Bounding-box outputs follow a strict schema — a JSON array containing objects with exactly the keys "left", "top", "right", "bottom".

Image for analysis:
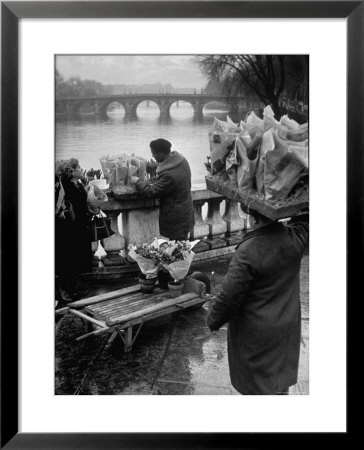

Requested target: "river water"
[{"left": 55, "top": 102, "right": 229, "bottom": 190}]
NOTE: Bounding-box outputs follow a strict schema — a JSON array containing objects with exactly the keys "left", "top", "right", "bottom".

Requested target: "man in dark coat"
[
  {"left": 131, "top": 138, "right": 195, "bottom": 240},
  {"left": 207, "top": 211, "right": 309, "bottom": 395}
]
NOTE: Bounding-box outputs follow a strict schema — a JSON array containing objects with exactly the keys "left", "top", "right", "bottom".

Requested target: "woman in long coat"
[
  {"left": 207, "top": 212, "right": 309, "bottom": 395},
  {"left": 55, "top": 158, "right": 92, "bottom": 301}
]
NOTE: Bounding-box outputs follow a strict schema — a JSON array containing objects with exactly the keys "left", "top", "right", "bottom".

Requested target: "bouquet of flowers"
[
  {"left": 155, "top": 239, "right": 199, "bottom": 281},
  {"left": 146, "top": 159, "right": 158, "bottom": 181},
  {"left": 128, "top": 240, "right": 161, "bottom": 278},
  {"left": 100, "top": 153, "right": 147, "bottom": 187},
  {"left": 129, "top": 238, "right": 200, "bottom": 281}
]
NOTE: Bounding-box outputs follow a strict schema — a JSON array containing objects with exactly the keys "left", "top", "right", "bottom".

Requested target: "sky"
[{"left": 56, "top": 55, "right": 208, "bottom": 88}]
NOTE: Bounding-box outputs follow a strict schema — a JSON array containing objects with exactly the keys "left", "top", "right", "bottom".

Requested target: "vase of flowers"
[
  {"left": 167, "top": 280, "right": 184, "bottom": 298},
  {"left": 138, "top": 273, "right": 157, "bottom": 294},
  {"left": 128, "top": 238, "right": 200, "bottom": 295},
  {"left": 128, "top": 242, "right": 159, "bottom": 278},
  {"left": 155, "top": 240, "right": 199, "bottom": 281}
]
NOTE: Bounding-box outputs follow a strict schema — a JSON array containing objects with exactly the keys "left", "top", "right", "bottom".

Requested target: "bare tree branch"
[{"left": 197, "top": 54, "right": 308, "bottom": 118}]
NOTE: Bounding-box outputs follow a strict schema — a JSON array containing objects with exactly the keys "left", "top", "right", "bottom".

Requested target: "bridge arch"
[
  {"left": 132, "top": 99, "right": 161, "bottom": 119},
  {"left": 57, "top": 94, "right": 264, "bottom": 121},
  {"left": 66, "top": 100, "right": 109, "bottom": 117},
  {"left": 168, "top": 100, "right": 195, "bottom": 119},
  {"left": 70, "top": 101, "right": 95, "bottom": 115},
  {"left": 99, "top": 100, "right": 125, "bottom": 119}
]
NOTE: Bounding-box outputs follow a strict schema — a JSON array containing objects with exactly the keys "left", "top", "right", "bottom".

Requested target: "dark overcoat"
[
  {"left": 55, "top": 177, "right": 92, "bottom": 278},
  {"left": 136, "top": 151, "right": 195, "bottom": 240},
  {"left": 207, "top": 219, "right": 309, "bottom": 394}
]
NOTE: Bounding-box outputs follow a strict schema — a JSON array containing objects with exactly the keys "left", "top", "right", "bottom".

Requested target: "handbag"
[{"left": 89, "top": 213, "right": 115, "bottom": 242}]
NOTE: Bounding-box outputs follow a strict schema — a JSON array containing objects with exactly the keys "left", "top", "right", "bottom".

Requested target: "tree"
[
  {"left": 283, "top": 56, "right": 309, "bottom": 102},
  {"left": 197, "top": 55, "right": 308, "bottom": 119},
  {"left": 55, "top": 69, "right": 67, "bottom": 98},
  {"left": 203, "top": 78, "right": 224, "bottom": 95},
  {"left": 55, "top": 70, "right": 106, "bottom": 98}
]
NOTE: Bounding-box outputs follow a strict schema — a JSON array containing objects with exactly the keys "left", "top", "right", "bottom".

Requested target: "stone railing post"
[
  {"left": 190, "top": 200, "right": 209, "bottom": 253},
  {"left": 190, "top": 200, "right": 209, "bottom": 240},
  {"left": 100, "top": 211, "right": 126, "bottom": 266},
  {"left": 204, "top": 197, "right": 227, "bottom": 249},
  {"left": 222, "top": 200, "right": 247, "bottom": 246}
]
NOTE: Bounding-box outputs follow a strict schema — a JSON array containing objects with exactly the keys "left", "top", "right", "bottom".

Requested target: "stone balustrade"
[{"left": 85, "top": 188, "right": 249, "bottom": 279}]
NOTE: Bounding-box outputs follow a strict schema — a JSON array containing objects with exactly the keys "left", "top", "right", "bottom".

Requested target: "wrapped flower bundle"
[
  {"left": 86, "top": 183, "right": 108, "bottom": 214},
  {"left": 146, "top": 159, "right": 158, "bottom": 181},
  {"left": 207, "top": 107, "right": 309, "bottom": 202},
  {"left": 99, "top": 153, "right": 147, "bottom": 188},
  {"left": 128, "top": 241, "right": 160, "bottom": 278},
  {"left": 128, "top": 238, "right": 199, "bottom": 282},
  {"left": 156, "top": 239, "right": 199, "bottom": 282}
]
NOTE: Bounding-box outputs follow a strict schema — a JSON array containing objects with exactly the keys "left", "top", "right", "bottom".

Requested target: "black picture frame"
[{"left": 1, "top": 1, "right": 360, "bottom": 448}]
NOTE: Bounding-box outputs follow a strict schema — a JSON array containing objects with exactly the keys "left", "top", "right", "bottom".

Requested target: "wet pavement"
[{"left": 55, "top": 250, "right": 309, "bottom": 395}]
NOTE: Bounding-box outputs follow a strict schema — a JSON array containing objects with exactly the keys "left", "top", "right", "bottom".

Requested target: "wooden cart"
[{"left": 56, "top": 277, "right": 207, "bottom": 352}]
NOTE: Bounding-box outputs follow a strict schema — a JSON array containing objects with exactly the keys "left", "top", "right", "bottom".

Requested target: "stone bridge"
[{"left": 55, "top": 93, "right": 264, "bottom": 120}]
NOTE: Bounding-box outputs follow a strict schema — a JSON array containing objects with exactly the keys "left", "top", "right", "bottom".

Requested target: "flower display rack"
[{"left": 205, "top": 175, "right": 309, "bottom": 220}]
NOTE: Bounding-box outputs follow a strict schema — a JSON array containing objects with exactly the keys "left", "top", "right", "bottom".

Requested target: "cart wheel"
[{"left": 189, "top": 272, "right": 211, "bottom": 309}]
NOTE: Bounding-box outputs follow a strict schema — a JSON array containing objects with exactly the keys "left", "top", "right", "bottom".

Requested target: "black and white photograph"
[
  {"left": 2, "top": 0, "right": 356, "bottom": 443},
  {"left": 54, "top": 54, "right": 309, "bottom": 396}
]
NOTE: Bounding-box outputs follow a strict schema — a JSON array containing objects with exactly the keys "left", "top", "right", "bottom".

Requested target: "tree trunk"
[{"left": 270, "top": 98, "right": 282, "bottom": 120}]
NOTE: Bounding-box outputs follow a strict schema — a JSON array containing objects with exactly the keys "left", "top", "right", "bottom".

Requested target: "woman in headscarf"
[{"left": 55, "top": 158, "right": 93, "bottom": 302}]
